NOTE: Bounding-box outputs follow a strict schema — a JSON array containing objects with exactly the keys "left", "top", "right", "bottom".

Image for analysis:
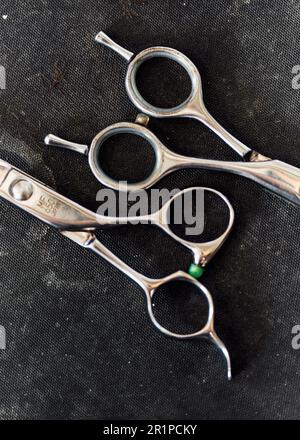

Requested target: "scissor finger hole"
[
  {"left": 127, "top": 48, "right": 199, "bottom": 116},
  {"left": 90, "top": 124, "right": 165, "bottom": 190},
  {"left": 167, "top": 188, "right": 230, "bottom": 243},
  {"left": 135, "top": 56, "right": 191, "bottom": 109},
  {"left": 96, "top": 132, "right": 156, "bottom": 183},
  {"left": 151, "top": 279, "right": 209, "bottom": 335}
]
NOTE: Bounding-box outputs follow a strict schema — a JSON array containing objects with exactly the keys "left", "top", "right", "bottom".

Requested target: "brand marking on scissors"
[{"left": 37, "top": 195, "right": 60, "bottom": 217}]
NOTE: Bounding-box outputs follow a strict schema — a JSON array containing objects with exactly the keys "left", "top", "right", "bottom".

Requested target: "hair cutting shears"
[
  {"left": 85, "top": 31, "right": 300, "bottom": 205},
  {"left": 0, "top": 159, "right": 234, "bottom": 379}
]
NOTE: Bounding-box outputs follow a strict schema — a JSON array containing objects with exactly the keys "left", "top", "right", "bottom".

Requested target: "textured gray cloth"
[{"left": 0, "top": 0, "right": 299, "bottom": 420}]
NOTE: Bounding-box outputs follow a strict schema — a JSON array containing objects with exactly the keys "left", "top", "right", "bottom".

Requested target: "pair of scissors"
[
  {"left": 0, "top": 159, "right": 234, "bottom": 379},
  {"left": 67, "top": 31, "right": 299, "bottom": 205}
]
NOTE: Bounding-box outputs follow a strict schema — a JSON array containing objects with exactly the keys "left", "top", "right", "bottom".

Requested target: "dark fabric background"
[{"left": 0, "top": 0, "right": 299, "bottom": 420}]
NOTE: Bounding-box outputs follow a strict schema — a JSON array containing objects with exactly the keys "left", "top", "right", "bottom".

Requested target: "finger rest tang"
[{"left": 45, "top": 134, "right": 89, "bottom": 155}]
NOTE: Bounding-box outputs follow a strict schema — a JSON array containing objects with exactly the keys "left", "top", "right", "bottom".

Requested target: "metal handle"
[
  {"left": 146, "top": 270, "right": 231, "bottom": 380},
  {"left": 88, "top": 116, "right": 300, "bottom": 206},
  {"left": 151, "top": 187, "right": 235, "bottom": 266},
  {"left": 194, "top": 107, "right": 252, "bottom": 158},
  {"left": 62, "top": 229, "right": 231, "bottom": 380},
  {"left": 88, "top": 119, "right": 167, "bottom": 191},
  {"left": 96, "top": 186, "right": 234, "bottom": 267},
  {"left": 44, "top": 117, "right": 165, "bottom": 192}
]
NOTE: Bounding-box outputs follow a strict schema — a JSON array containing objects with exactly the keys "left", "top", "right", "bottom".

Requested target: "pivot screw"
[{"left": 10, "top": 179, "right": 34, "bottom": 201}]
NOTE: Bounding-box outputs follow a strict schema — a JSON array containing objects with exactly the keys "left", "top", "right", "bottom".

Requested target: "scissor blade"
[{"left": 0, "top": 159, "right": 98, "bottom": 230}]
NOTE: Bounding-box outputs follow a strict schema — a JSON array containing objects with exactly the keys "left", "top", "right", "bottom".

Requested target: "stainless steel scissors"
[
  {"left": 88, "top": 31, "right": 300, "bottom": 205},
  {"left": 0, "top": 159, "right": 234, "bottom": 378}
]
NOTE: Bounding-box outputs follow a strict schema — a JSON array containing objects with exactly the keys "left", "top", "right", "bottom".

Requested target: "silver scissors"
[
  {"left": 0, "top": 159, "right": 234, "bottom": 379},
  {"left": 85, "top": 31, "right": 300, "bottom": 205}
]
